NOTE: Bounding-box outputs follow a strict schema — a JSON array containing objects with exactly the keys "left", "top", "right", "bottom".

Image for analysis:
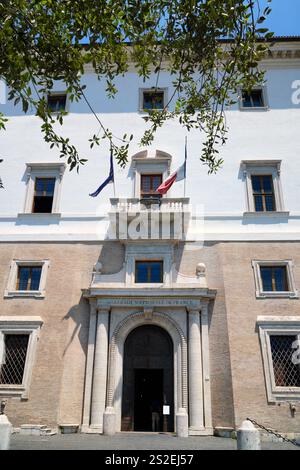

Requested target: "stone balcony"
[{"left": 108, "top": 197, "right": 191, "bottom": 241}]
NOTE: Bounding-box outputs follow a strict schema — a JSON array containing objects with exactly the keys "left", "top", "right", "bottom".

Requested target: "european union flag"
[{"left": 89, "top": 148, "right": 114, "bottom": 197}]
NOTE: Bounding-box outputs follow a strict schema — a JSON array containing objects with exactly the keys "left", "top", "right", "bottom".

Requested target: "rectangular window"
[
  {"left": 17, "top": 266, "right": 42, "bottom": 291},
  {"left": 270, "top": 335, "right": 300, "bottom": 387},
  {"left": 251, "top": 175, "right": 276, "bottom": 212},
  {"left": 32, "top": 177, "right": 55, "bottom": 213},
  {"left": 143, "top": 90, "right": 164, "bottom": 110},
  {"left": 141, "top": 174, "right": 162, "bottom": 199},
  {"left": 135, "top": 260, "right": 163, "bottom": 283},
  {"left": 47, "top": 93, "right": 67, "bottom": 113},
  {"left": 0, "top": 334, "right": 29, "bottom": 385},
  {"left": 242, "top": 89, "right": 264, "bottom": 108},
  {"left": 260, "top": 266, "right": 288, "bottom": 292}
]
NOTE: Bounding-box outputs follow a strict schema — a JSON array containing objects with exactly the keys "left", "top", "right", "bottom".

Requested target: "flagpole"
[
  {"left": 111, "top": 144, "right": 116, "bottom": 197},
  {"left": 184, "top": 136, "right": 187, "bottom": 198}
]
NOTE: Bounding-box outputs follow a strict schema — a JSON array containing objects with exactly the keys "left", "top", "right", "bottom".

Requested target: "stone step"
[{"left": 20, "top": 424, "right": 56, "bottom": 436}]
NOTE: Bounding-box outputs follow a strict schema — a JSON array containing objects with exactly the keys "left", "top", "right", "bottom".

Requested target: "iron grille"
[
  {"left": 270, "top": 335, "right": 300, "bottom": 387},
  {"left": 0, "top": 334, "right": 29, "bottom": 384}
]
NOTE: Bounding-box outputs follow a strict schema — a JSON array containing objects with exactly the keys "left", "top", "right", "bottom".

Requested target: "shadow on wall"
[{"left": 62, "top": 295, "right": 90, "bottom": 358}]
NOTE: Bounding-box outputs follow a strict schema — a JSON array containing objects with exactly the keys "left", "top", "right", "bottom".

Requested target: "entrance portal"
[{"left": 121, "top": 325, "right": 174, "bottom": 432}]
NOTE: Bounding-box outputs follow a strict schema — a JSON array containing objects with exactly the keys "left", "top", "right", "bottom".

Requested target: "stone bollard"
[
  {"left": 237, "top": 420, "right": 261, "bottom": 450},
  {"left": 176, "top": 408, "right": 189, "bottom": 438},
  {"left": 0, "top": 414, "right": 12, "bottom": 450}
]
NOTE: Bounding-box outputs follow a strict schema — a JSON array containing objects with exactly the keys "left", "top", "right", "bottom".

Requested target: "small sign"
[{"left": 163, "top": 405, "right": 170, "bottom": 415}]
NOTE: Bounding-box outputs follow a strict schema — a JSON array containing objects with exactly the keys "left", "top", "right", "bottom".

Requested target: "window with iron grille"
[
  {"left": 260, "top": 266, "right": 288, "bottom": 292},
  {"left": 135, "top": 260, "right": 163, "bottom": 283},
  {"left": 251, "top": 175, "right": 276, "bottom": 212},
  {"left": 32, "top": 177, "right": 55, "bottom": 213},
  {"left": 270, "top": 335, "right": 300, "bottom": 387},
  {"left": 241, "top": 89, "right": 265, "bottom": 108},
  {"left": 0, "top": 334, "right": 29, "bottom": 385},
  {"left": 17, "top": 266, "right": 42, "bottom": 291},
  {"left": 47, "top": 93, "right": 67, "bottom": 113},
  {"left": 140, "top": 174, "right": 162, "bottom": 199}
]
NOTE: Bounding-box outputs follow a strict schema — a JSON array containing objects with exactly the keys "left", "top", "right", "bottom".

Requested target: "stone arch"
[{"left": 106, "top": 311, "right": 188, "bottom": 431}]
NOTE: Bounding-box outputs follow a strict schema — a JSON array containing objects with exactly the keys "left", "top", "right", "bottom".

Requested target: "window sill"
[
  {"left": 256, "top": 291, "right": 299, "bottom": 299},
  {"left": 138, "top": 108, "right": 166, "bottom": 114},
  {"left": 239, "top": 106, "right": 269, "bottom": 111},
  {"left": 0, "top": 385, "right": 27, "bottom": 398},
  {"left": 17, "top": 212, "right": 61, "bottom": 217},
  {"left": 4, "top": 290, "right": 45, "bottom": 299},
  {"left": 134, "top": 283, "right": 164, "bottom": 287},
  {"left": 268, "top": 388, "right": 300, "bottom": 402},
  {"left": 243, "top": 211, "right": 289, "bottom": 218}
]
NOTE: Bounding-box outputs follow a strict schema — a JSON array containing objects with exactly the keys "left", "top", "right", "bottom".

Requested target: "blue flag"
[{"left": 89, "top": 148, "right": 114, "bottom": 197}]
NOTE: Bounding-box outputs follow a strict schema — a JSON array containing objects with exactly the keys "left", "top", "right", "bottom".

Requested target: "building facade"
[{"left": 0, "top": 38, "right": 300, "bottom": 436}]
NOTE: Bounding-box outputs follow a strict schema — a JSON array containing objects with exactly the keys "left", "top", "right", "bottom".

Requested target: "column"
[
  {"left": 82, "top": 300, "right": 97, "bottom": 430},
  {"left": 188, "top": 308, "right": 204, "bottom": 431},
  {"left": 90, "top": 308, "right": 109, "bottom": 432},
  {"left": 201, "top": 301, "right": 212, "bottom": 430}
]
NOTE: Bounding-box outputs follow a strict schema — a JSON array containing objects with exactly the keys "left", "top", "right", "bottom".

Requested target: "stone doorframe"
[{"left": 81, "top": 300, "right": 213, "bottom": 436}]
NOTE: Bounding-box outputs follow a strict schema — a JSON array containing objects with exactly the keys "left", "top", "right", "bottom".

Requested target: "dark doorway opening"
[
  {"left": 134, "top": 369, "right": 163, "bottom": 431},
  {"left": 121, "top": 325, "right": 174, "bottom": 432}
]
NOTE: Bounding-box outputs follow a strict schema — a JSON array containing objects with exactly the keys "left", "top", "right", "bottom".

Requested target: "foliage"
[{"left": 0, "top": 0, "right": 273, "bottom": 175}]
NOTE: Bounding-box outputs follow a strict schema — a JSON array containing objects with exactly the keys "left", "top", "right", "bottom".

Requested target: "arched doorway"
[{"left": 121, "top": 325, "right": 174, "bottom": 432}]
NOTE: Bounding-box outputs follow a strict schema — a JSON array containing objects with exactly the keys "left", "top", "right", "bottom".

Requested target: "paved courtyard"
[{"left": 9, "top": 432, "right": 300, "bottom": 450}]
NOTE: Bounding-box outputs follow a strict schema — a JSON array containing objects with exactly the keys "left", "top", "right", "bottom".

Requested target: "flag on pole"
[
  {"left": 89, "top": 147, "right": 114, "bottom": 197},
  {"left": 156, "top": 139, "right": 187, "bottom": 195}
]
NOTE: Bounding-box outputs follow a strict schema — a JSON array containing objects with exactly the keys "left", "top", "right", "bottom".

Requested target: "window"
[
  {"left": 17, "top": 266, "right": 42, "bottom": 291},
  {"left": 132, "top": 150, "right": 171, "bottom": 199},
  {"left": 135, "top": 260, "right": 163, "bottom": 283},
  {"left": 260, "top": 266, "right": 288, "bottom": 292},
  {"left": 139, "top": 88, "right": 167, "bottom": 112},
  {"left": 0, "top": 334, "right": 29, "bottom": 385},
  {"left": 257, "top": 316, "right": 300, "bottom": 401},
  {"left": 0, "top": 316, "right": 43, "bottom": 398},
  {"left": 252, "top": 260, "right": 298, "bottom": 299},
  {"left": 32, "top": 177, "right": 55, "bottom": 213},
  {"left": 241, "top": 160, "right": 287, "bottom": 215},
  {"left": 270, "top": 335, "right": 300, "bottom": 387},
  {"left": 47, "top": 93, "right": 67, "bottom": 113},
  {"left": 140, "top": 174, "right": 162, "bottom": 199},
  {"left": 5, "top": 260, "right": 50, "bottom": 298},
  {"left": 22, "top": 163, "right": 65, "bottom": 215},
  {"left": 251, "top": 175, "right": 275, "bottom": 212},
  {"left": 241, "top": 89, "right": 265, "bottom": 108},
  {"left": 143, "top": 90, "right": 164, "bottom": 110}
]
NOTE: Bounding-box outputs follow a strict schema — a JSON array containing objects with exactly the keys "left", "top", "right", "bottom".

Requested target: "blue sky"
[{"left": 261, "top": 0, "right": 300, "bottom": 36}]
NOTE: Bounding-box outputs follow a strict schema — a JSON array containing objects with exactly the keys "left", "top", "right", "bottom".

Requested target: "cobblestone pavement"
[{"left": 9, "top": 433, "right": 300, "bottom": 450}]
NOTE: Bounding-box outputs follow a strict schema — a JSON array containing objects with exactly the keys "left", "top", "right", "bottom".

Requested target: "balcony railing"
[{"left": 110, "top": 197, "right": 190, "bottom": 214}]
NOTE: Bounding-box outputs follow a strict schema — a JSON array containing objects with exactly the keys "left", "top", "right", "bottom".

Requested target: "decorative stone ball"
[{"left": 196, "top": 263, "right": 206, "bottom": 276}]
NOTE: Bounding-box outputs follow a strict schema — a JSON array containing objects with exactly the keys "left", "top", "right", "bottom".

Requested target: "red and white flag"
[{"left": 156, "top": 141, "right": 187, "bottom": 195}]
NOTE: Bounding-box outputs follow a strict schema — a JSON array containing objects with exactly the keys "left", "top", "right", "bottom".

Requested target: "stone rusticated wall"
[{"left": 0, "top": 241, "right": 299, "bottom": 432}]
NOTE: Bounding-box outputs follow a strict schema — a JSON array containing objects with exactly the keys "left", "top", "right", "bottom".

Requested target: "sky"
[{"left": 261, "top": 0, "right": 300, "bottom": 36}]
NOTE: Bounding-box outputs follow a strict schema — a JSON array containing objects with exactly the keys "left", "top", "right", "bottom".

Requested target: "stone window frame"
[
  {"left": 4, "top": 259, "right": 50, "bottom": 298},
  {"left": 138, "top": 87, "right": 168, "bottom": 113},
  {"left": 238, "top": 85, "right": 269, "bottom": 111},
  {"left": 257, "top": 316, "right": 300, "bottom": 402},
  {"left": 0, "top": 316, "right": 43, "bottom": 399},
  {"left": 21, "top": 163, "right": 65, "bottom": 215},
  {"left": 132, "top": 150, "right": 171, "bottom": 199},
  {"left": 252, "top": 260, "right": 298, "bottom": 299},
  {"left": 241, "top": 160, "right": 288, "bottom": 216},
  {"left": 125, "top": 243, "right": 173, "bottom": 287}
]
